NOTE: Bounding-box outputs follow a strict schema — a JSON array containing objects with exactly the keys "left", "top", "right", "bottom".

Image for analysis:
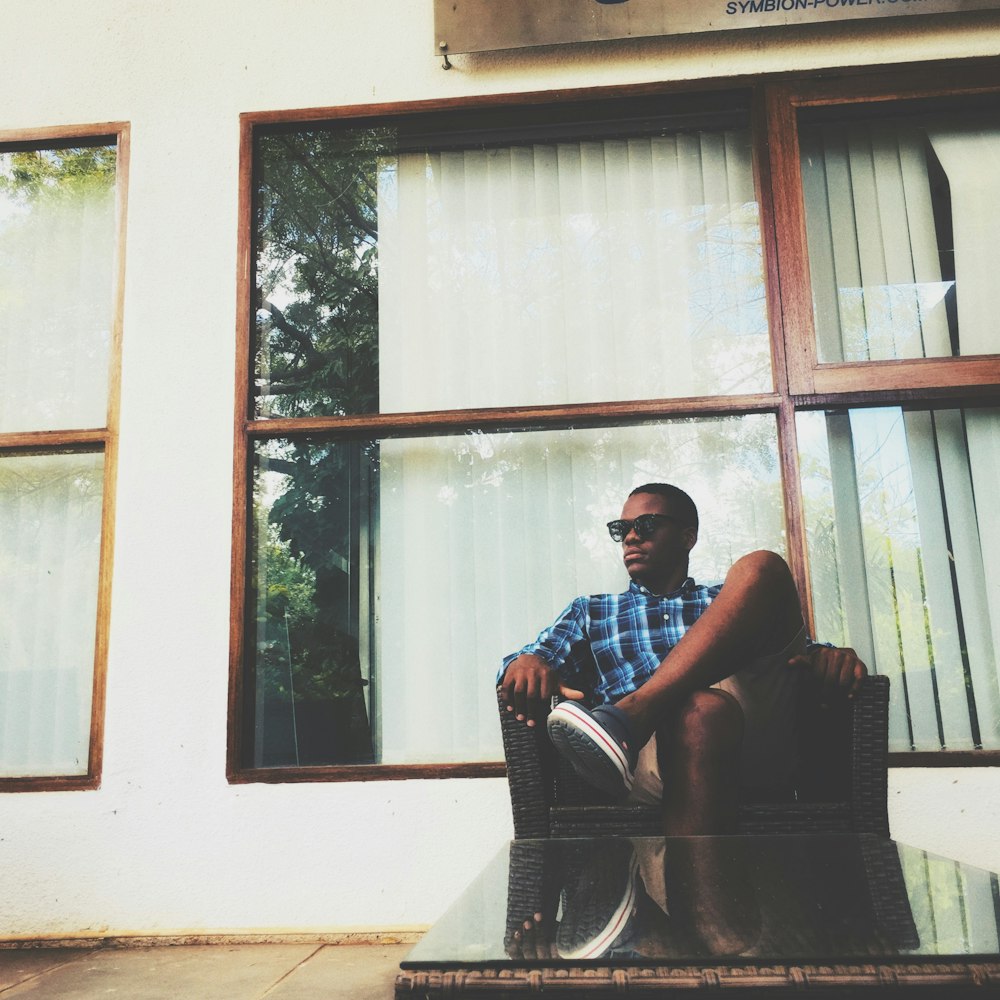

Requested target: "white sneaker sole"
[
  {"left": 558, "top": 853, "right": 640, "bottom": 960},
  {"left": 547, "top": 702, "right": 634, "bottom": 797}
]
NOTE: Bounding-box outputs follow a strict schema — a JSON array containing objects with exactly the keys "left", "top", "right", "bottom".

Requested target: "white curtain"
[
  {"left": 0, "top": 452, "right": 104, "bottom": 776},
  {"left": 375, "top": 421, "right": 784, "bottom": 763},
  {"left": 0, "top": 150, "right": 115, "bottom": 776},
  {"left": 374, "top": 130, "right": 778, "bottom": 762},
  {"left": 376, "top": 133, "right": 770, "bottom": 412},
  {"left": 801, "top": 123, "right": 1000, "bottom": 750},
  {"left": 0, "top": 157, "right": 115, "bottom": 433}
]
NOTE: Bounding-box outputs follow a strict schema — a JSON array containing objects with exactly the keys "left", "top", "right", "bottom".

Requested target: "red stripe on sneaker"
[
  {"left": 554, "top": 703, "right": 630, "bottom": 776},
  {"left": 561, "top": 856, "right": 639, "bottom": 960},
  {"left": 577, "top": 883, "right": 634, "bottom": 959}
]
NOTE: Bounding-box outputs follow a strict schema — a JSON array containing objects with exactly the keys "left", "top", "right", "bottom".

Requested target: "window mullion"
[
  {"left": 765, "top": 82, "right": 819, "bottom": 396},
  {"left": 243, "top": 394, "right": 784, "bottom": 442},
  {"left": 776, "top": 399, "right": 814, "bottom": 637}
]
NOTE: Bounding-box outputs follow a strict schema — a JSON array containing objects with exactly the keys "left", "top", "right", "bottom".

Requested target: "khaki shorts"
[{"left": 627, "top": 626, "right": 806, "bottom": 806}]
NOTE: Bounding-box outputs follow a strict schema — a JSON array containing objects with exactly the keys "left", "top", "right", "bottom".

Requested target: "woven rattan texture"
[{"left": 397, "top": 960, "right": 1000, "bottom": 997}]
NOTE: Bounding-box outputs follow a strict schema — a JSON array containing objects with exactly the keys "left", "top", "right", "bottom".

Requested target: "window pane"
[
  {"left": 248, "top": 438, "right": 377, "bottom": 768},
  {"left": 0, "top": 451, "right": 104, "bottom": 776},
  {"left": 248, "top": 416, "right": 783, "bottom": 766},
  {"left": 253, "top": 126, "right": 771, "bottom": 419},
  {"left": 800, "top": 109, "right": 1000, "bottom": 364},
  {"left": 901, "top": 846, "right": 1000, "bottom": 955},
  {"left": 0, "top": 145, "right": 117, "bottom": 433},
  {"left": 797, "top": 407, "right": 1000, "bottom": 751}
]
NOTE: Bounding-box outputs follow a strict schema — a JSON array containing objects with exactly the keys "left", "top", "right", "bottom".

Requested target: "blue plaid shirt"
[{"left": 500, "top": 577, "right": 724, "bottom": 706}]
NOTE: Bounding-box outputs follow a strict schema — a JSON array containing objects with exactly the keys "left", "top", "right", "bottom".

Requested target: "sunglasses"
[{"left": 606, "top": 513, "right": 677, "bottom": 543}]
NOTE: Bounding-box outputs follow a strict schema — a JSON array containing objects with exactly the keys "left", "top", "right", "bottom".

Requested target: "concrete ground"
[{"left": 0, "top": 942, "right": 412, "bottom": 999}]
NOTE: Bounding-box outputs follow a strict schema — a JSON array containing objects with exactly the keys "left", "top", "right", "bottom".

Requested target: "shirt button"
[{"left": 663, "top": 614, "right": 670, "bottom": 622}]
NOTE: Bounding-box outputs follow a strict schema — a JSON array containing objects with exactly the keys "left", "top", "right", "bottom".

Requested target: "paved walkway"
[{"left": 0, "top": 942, "right": 412, "bottom": 999}]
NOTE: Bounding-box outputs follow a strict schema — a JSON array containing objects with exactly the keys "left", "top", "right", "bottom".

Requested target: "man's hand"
[
  {"left": 789, "top": 645, "right": 867, "bottom": 705},
  {"left": 506, "top": 913, "right": 559, "bottom": 961},
  {"left": 500, "top": 653, "right": 585, "bottom": 727}
]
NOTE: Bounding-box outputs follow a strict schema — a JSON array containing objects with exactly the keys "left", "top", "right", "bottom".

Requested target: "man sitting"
[{"left": 499, "top": 483, "right": 867, "bottom": 835}]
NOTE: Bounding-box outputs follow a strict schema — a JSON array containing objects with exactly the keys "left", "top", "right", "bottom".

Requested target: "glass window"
[
  {"left": 798, "top": 406, "right": 1000, "bottom": 752},
  {"left": 901, "top": 845, "right": 1000, "bottom": 955},
  {"left": 249, "top": 437, "right": 376, "bottom": 767},
  {"left": 253, "top": 118, "right": 772, "bottom": 421},
  {"left": 0, "top": 145, "right": 117, "bottom": 432},
  {"left": 237, "top": 80, "right": 1000, "bottom": 776},
  {"left": 0, "top": 451, "right": 104, "bottom": 776},
  {"left": 246, "top": 416, "right": 783, "bottom": 767},
  {"left": 0, "top": 139, "right": 120, "bottom": 784},
  {"left": 799, "top": 106, "right": 1000, "bottom": 364}
]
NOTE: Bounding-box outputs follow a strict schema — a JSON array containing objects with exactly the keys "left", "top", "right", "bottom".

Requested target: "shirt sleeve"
[
  {"left": 804, "top": 637, "right": 835, "bottom": 651},
  {"left": 496, "top": 597, "right": 589, "bottom": 685}
]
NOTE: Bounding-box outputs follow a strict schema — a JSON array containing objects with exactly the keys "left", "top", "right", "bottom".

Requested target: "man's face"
[{"left": 616, "top": 492, "right": 697, "bottom": 591}]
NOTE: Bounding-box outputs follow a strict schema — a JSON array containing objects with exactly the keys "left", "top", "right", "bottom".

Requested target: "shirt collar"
[{"left": 629, "top": 576, "right": 697, "bottom": 599}]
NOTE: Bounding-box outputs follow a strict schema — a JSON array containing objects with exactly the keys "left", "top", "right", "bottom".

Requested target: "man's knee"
[
  {"left": 727, "top": 549, "right": 793, "bottom": 588},
  {"left": 725, "top": 550, "right": 803, "bottom": 642},
  {"left": 658, "top": 689, "right": 743, "bottom": 761}
]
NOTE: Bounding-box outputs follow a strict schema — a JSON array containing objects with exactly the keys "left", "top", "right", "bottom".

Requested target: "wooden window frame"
[
  {"left": 0, "top": 122, "right": 129, "bottom": 792},
  {"left": 766, "top": 68, "right": 1000, "bottom": 396},
  {"left": 229, "top": 62, "right": 1000, "bottom": 784}
]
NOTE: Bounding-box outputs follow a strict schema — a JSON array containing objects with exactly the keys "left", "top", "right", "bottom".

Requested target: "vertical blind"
[
  {"left": 800, "top": 122, "right": 1000, "bottom": 750},
  {"left": 900, "top": 845, "right": 1000, "bottom": 954}
]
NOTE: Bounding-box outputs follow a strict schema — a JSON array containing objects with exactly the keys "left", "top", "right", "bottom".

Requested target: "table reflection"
[
  {"left": 504, "top": 835, "right": 920, "bottom": 964},
  {"left": 404, "top": 835, "right": 1000, "bottom": 969}
]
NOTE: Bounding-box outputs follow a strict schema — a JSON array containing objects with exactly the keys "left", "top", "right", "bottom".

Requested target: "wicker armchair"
[{"left": 499, "top": 674, "right": 890, "bottom": 839}]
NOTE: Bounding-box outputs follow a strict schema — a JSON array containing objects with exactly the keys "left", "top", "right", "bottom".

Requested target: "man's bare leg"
[
  {"left": 615, "top": 549, "right": 804, "bottom": 748},
  {"left": 657, "top": 689, "right": 744, "bottom": 836},
  {"left": 662, "top": 835, "right": 761, "bottom": 956}
]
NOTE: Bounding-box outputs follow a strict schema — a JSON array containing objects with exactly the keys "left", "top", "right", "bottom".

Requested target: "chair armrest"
[
  {"left": 850, "top": 674, "right": 890, "bottom": 836},
  {"left": 498, "top": 687, "right": 554, "bottom": 839}
]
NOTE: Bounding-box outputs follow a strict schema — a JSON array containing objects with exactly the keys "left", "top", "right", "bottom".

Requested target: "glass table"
[{"left": 396, "top": 835, "right": 1000, "bottom": 996}]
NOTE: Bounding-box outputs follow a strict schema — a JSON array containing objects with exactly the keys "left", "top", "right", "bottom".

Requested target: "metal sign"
[{"left": 434, "top": 0, "right": 1000, "bottom": 56}]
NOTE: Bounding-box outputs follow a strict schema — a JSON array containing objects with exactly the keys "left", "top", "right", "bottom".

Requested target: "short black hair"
[{"left": 628, "top": 483, "right": 699, "bottom": 530}]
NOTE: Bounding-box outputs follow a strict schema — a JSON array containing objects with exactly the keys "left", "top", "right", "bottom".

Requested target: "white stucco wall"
[{"left": 1, "top": 0, "right": 999, "bottom": 938}]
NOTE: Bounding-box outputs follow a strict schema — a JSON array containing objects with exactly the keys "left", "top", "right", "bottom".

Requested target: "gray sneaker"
[
  {"left": 547, "top": 701, "right": 639, "bottom": 798},
  {"left": 556, "top": 842, "right": 640, "bottom": 960}
]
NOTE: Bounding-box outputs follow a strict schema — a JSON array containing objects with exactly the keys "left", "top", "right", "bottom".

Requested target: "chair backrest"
[{"left": 499, "top": 674, "right": 890, "bottom": 839}]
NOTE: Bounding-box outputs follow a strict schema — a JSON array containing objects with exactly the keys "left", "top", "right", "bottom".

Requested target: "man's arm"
[
  {"left": 499, "top": 598, "right": 588, "bottom": 727},
  {"left": 500, "top": 653, "right": 584, "bottom": 728}
]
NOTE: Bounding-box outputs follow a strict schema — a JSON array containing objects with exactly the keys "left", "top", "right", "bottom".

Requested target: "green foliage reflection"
[
  {"left": 251, "top": 441, "right": 376, "bottom": 767},
  {"left": 0, "top": 145, "right": 116, "bottom": 205},
  {"left": 254, "top": 129, "right": 386, "bottom": 418},
  {"left": 249, "top": 128, "right": 388, "bottom": 766}
]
